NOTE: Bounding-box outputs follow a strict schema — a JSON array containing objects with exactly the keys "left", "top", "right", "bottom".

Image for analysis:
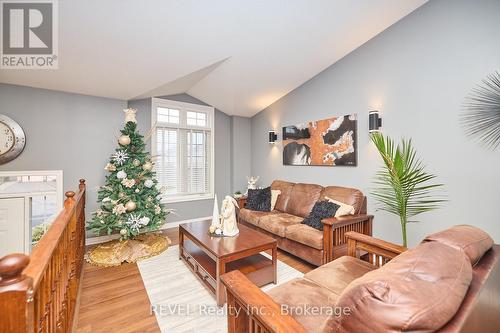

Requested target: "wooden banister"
[{"left": 0, "top": 180, "right": 86, "bottom": 333}]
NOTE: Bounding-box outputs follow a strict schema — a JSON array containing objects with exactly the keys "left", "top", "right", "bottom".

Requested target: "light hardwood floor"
[{"left": 76, "top": 227, "right": 315, "bottom": 333}]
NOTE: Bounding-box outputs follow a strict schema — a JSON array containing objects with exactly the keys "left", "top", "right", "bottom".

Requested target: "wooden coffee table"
[{"left": 179, "top": 220, "right": 277, "bottom": 306}]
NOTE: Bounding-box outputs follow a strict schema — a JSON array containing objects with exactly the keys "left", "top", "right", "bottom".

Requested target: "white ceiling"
[{"left": 0, "top": 0, "right": 427, "bottom": 116}]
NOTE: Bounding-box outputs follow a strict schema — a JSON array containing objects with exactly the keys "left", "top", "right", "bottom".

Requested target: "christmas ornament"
[
  {"left": 125, "top": 200, "right": 137, "bottom": 212},
  {"left": 133, "top": 159, "right": 141, "bottom": 166},
  {"left": 113, "top": 204, "right": 126, "bottom": 215},
  {"left": 118, "top": 135, "right": 131, "bottom": 146},
  {"left": 144, "top": 179, "right": 154, "bottom": 188},
  {"left": 142, "top": 161, "right": 153, "bottom": 171},
  {"left": 155, "top": 205, "right": 162, "bottom": 214},
  {"left": 102, "top": 197, "right": 111, "bottom": 203},
  {"left": 126, "top": 213, "right": 142, "bottom": 232},
  {"left": 139, "top": 217, "right": 150, "bottom": 226},
  {"left": 100, "top": 220, "right": 105, "bottom": 224},
  {"left": 121, "top": 178, "right": 135, "bottom": 188},
  {"left": 104, "top": 163, "right": 116, "bottom": 172},
  {"left": 124, "top": 108, "right": 137, "bottom": 123},
  {"left": 147, "top": 196, "right": 153, "bottom": 202},
  {"left": 113, "top": 150, "right": 129, "bottom": 165},
  {"left": 135, "top": 188, "right": 140, "bottom": 193},
  {"left": 120, "top": 229, "right": 127, "bottom": 236},
  {"left": 215, "top": 228, "right": 222, "bottom": 235},
  {"left": 117, "top": 170, "right": 127, "bottom": 179}
]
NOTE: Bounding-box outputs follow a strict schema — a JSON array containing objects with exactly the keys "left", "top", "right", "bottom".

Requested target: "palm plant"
[{"left": 370, "top": 132, "right": 446, "bottom": 247}]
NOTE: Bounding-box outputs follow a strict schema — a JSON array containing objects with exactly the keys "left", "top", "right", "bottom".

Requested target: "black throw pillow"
[
  {"left": 302, "top": 200, "right": 340, "bottom": 231},
  {"left": 246, "top": 187, "right": 271, "bottom": 212}
]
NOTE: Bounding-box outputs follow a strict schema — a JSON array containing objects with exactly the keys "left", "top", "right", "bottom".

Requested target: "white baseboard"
[{"left": 86, "top": 216, "right": 211, "bottom": 245}]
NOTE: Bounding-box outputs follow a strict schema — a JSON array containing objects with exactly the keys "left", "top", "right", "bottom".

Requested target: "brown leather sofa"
[
  {"left": 221, "top": 225, "right": 499, "bottom": 333},
  {"left": 238, "top": 180, "right": 373, "bottom": 266}
]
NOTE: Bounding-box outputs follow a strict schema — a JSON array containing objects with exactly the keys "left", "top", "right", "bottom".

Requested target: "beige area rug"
[{"left": 138, "top": 245, "right": 303, "bottom": 333}]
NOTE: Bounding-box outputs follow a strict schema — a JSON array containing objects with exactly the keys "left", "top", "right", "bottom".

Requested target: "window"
[{"left": 152, "top": 98, "right": 214, "bottom": 203}]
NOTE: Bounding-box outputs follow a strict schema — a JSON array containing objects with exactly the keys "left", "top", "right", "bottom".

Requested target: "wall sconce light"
[
  {"left": 369, "top": 110, "right": 382, "bottom": 133},
  {"left": 269, "top": 130, "right": 278, "bottom": 144}
]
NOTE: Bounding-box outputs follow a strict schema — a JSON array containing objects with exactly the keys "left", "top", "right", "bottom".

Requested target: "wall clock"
[{"left": 0, "top": 114, "right": 26, "bottom": 165}]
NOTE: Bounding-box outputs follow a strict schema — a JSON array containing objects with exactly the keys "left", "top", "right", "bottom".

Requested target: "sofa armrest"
[
  {"left": 345, "top": 231, "right": 406, "bottom": 266},
  {"left": 321, "top": 214, "right": 373, "bottom": 227},
  {"left": 220, "top": 270, "right": 308, "bottom": 333}
]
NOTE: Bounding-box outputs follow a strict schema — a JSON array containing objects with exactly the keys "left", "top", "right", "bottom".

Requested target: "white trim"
[
  {"left": 0, "top": 170, "right": 63, "bottom": 253},
  {"left": 151, "top": 97, "right": 215, "bottom": 203},
  {"left": 86, "top": 216, "right": 211, "bottom": 245},
  {"left": 162, "top": 193, "right": 214, "bottom": 204}
]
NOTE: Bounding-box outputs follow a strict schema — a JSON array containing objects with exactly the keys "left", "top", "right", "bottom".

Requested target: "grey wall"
[
  {"left": 0, "top": 86, "right": 235, "bottom": 238},
  {"left": 251, "top": 0, "right": 500, "bottom": 246},
  {"left": 0, "top": 83, "right": 127, "bottom": 231},
  {"left": 128, "top": 93, "right": 233, "bottom": 223},
  {"left": 230, "top": 116, "right": 252, "bottom": 193}
]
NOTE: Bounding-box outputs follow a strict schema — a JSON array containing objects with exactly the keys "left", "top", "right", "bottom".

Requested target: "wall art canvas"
[{"left": 282, "top": 114, "right": 357, "bottom": 166}]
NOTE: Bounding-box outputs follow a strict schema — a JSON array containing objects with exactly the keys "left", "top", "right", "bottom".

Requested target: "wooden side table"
[{"left": 235, "top": 196, "right": 247, "bottom": 209}]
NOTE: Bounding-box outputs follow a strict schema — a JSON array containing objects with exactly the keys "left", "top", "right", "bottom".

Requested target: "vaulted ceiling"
[{"left": 0, "top": 0, "right": 427, "bottom": 116}]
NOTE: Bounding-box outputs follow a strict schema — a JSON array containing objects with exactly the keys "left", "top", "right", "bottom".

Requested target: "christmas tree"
[{"left": 87, "top": 108, "right": 168, "bottom": 240}]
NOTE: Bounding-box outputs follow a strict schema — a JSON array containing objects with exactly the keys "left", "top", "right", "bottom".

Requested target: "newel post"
[
  {"left": 0, "top": 254, "right": 34, "bottom": 333},
  {"left": 64, "top": 191, "right": 76, "bottom": 209}
]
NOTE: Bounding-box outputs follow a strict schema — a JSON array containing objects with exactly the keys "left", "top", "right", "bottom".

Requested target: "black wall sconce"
[
  {"left": 269, "top": 130, "right": 278, "bottom": 143},
  {"left": 369, "top": 110, "right": 382, "bottom": 133}
]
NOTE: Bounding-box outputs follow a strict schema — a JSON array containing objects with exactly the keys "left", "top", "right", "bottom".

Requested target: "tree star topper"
[{"left": 124, "top": 108, "right": 137, "bottom": 123}]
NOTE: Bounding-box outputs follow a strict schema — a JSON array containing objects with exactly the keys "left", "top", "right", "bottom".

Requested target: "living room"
[{"left": 0, "top": 0, "right": 499, "bottom": 332}]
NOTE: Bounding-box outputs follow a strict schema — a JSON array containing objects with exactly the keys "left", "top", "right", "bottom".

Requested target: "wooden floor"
[{"left": 76, "top": 227, "right": 315, "bottom": 333}]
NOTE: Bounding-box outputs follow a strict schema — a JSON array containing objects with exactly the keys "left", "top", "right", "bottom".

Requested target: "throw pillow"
[
  {"left": 246, "top": 187, "right": 271, "bottom": 211},
  {"left": 325, "top": 196, "right": 355, "bottom": 216},
  {"left": 270, "top": 190, "right": 281, "bottom": 211},
  {"left": 302, "top": 200, "right": 340, "bottom": 231}
]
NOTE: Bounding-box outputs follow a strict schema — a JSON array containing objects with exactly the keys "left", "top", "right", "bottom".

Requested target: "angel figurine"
[{"left": 221, "top": 196, "right": 239, "bottom": 236}]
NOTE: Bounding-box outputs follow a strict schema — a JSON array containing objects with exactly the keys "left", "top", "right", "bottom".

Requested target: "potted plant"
[
  {"left": 234, "top": 191, "right": 243, "bottom": 199},
  {"left": 370, "top": 132, "right": 446, "bottom": 247}
]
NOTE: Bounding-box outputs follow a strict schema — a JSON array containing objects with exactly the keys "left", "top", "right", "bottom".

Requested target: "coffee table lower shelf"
[{"left": 180, "top": 240, "right": 276, "bottom": 305}]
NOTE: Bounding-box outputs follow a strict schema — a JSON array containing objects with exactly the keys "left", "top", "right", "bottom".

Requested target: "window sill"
[{"left": 162, "top": 193, "right": 214, "bottom": 204}]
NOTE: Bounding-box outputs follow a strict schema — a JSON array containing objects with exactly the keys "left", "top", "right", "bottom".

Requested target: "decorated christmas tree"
[{"left": 87, "top": 108, "right": 168, "bottom": 240}]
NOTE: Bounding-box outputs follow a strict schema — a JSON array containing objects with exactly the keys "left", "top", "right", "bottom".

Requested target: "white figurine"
[
  {"left": 246, "top": 176, "right": 259, "bottom": 194},
  {"left": 221, "top": 196, "right": 239, "bottom": 237},
  {"left": 209, "top": 194, "right": 220, "bottom": 233}
]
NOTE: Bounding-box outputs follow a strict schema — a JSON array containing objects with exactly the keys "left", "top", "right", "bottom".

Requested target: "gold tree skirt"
[{"left": 85, "top": 233, "right": 171, "bottom": 267}]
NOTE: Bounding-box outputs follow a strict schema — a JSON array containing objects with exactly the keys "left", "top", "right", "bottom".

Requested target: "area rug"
[{"left": 138, "top": 245, "right": 303, "bottom": 333}]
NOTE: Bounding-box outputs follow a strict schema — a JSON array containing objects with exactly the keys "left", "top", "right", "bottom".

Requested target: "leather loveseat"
[
  {"left": 238, "top": 180, "right": 373, "bottom": 266},
  {"left": 221, "top": 225, "right": 499, "bottom": 333}
]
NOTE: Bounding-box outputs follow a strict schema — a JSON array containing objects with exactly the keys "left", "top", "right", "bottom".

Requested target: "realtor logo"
[{"left": 1, "top": 0, "right": 58, "bottom": 69}]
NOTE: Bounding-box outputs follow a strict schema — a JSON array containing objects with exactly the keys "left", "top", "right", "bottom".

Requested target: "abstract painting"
[{"left": 282, "top": 114, "right": 357, "bottom": 166}]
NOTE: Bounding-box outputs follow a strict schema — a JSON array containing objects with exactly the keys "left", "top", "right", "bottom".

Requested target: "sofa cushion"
[
  {"left": 259, "top": 213, "right": 303, "bottom": 237},
  {"left": 423, "top": 225, "right": 494, "bottom": 266},
  {"left": 238, "top": 208, "right": 276, "bottom": 226},
  {"left": 320, "top": 186, "right": 364, "bottom": 214},
  {"left": 271, "top": 180, "right": 295, "bottom": 212},
  {"left": 268, "top": 278, "right": 339, "bottom": 333},
  {"left": 304, "top": 256, "right": 376, "bottom": 297},
  {"left": 270, "top": 189, "right": 281, "bottom": 211},
  {"left": 286, "top": 183, "right": 323, "bottom": 218},
  {"left": 286, "top": 224, "right": 324, "bottom": 250},
  {"left": 329, "top": 242, "right": 473, "bottom": 333},
  {"left": 246, "top": 187, "right": 271, "bottom": 211},
  {"left": 302, "top": 200, "right": 340, "bottom": 231}
]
